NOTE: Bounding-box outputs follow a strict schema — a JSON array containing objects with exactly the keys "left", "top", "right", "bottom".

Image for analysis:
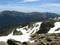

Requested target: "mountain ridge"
[{"left": 0, "top": 10, "right": 60, "bottom": 28}]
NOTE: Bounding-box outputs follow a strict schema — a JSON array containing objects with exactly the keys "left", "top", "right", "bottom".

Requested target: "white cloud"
[
  {"left": 50, "top": 3, "right": 60, "bottom": 6},
  {"left": 23, "top": 0, "right": 39, "bottom": 2},
  {"left": 38, "top": 3, "right": 60, "bottom": 14},
  {"left": 0, "top": 3, "right": 60, "bottom": 14},
  {"left": 0, "top": 5, "right": 39, "bottom": 12},
  {"left": 41, "top": 3, "right": 60, "bottom": 7}
]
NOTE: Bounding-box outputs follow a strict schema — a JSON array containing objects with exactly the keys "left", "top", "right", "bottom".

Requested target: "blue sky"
[{"left": 0, "top": 0, "right": 60, "bottom": 14}]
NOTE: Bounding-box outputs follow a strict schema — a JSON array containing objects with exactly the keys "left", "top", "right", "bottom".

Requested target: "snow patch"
[
  {"left": 0, "top": 22, "right": 42, "bottom": 42},
  {"left": 48, "top": 22, "right": 60, "bottom": 33}
]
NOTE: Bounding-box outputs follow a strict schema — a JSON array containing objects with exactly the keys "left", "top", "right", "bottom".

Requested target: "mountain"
[
  {"left": 0, "top": 19, "right": 60, "bottom": 36},
  {"left": 0, "top": 10, "right": 60, "bottom": 28},
  {"left": 0, "top": 10, "right": 60, "bottom": 36},
  {"left": 0, "top": 11, "right": 60, "bottom": 45},
  {"left": 0, "top": 19, "right": 60, "bottom": 43}
]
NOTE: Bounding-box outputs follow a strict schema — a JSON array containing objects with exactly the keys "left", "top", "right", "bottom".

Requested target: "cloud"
[
  {"left": 0, "top": 3, "right": 60, "bottom": 14},
  {"left": 0, "top": 5, "right": 39, "bottom": 12},
  {"left": 45, "top": 3, "right": 60, "bottom": 7},
  {"left": 39, "top": 3, "right": 60, "bottom": 8},
  {"left": 23, "top": 0, "right": 39, "bottom": 2},
  {"left": 37, "top": 3, "right": 60, "bottom": 14}
]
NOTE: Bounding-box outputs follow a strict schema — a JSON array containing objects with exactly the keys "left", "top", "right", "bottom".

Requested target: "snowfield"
[
  {"left": 0, "top": 22, "right": 60, "bottom": 42},
  {"left": 0, "top": 22, "right": 42, "bottom": 42},
  {"left": 48, "top": 22, "right": 60, "bottom": 33}
]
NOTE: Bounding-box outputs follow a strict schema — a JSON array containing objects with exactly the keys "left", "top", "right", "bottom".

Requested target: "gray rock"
[
  {"left": 7, "top": 39, "right": 22, "bottom": 45},
  {"left": 0, "top": 41, "right": 8, "bottom": 45}
]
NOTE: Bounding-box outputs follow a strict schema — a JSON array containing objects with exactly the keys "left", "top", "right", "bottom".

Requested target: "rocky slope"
[{"left": 0, "top": 19, "right": 60, "bottom": 43}]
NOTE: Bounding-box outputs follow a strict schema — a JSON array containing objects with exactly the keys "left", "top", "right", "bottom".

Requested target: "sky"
[{"left": 0, "top": 0, "right": 60, "bottom": 14}]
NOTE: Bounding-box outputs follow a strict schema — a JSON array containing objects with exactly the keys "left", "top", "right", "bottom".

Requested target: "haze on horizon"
[{"left": 0, "top": 0, "right": 60, "bottom": 14}]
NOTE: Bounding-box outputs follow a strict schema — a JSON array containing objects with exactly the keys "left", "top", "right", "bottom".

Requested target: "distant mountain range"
[
  {"left": 0, "top": 10, "right": 60, "bottom": 28},
  {"left": 0, "top": 11, "right": 60, "bottom": 44}
]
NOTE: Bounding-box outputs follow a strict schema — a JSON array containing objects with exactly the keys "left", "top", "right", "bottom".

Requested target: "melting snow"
[
  {"left": 48, "top": 22, "right": 60, "bottom": 33},
  {"left": 0, "top": 22, "right": 42, "bottom": 42},
  {"left": 0, "top": 22, "right": 60, "bottom": 42}
]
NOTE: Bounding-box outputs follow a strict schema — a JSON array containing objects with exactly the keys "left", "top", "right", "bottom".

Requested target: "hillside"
[
  {"left": 0, "top": 19, "right": 60, "bottom": 36},
  {"left": 0, "top": 11, "right": 60, "bottom": 28},
  {"left": 0, "top": 19, "right": 60, "bottom": 45},
  {"left": 0, "top": 16, "right": 60, "bottom": 45}
]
